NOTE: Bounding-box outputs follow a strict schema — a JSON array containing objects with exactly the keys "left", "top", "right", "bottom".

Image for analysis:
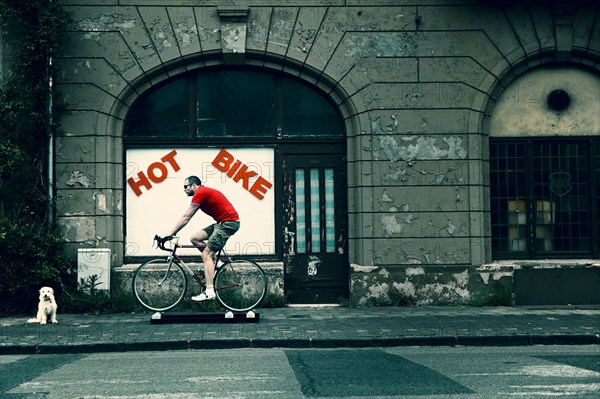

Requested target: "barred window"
[{"left": 490, "top": 138, "right": 599, "bottom": 259}]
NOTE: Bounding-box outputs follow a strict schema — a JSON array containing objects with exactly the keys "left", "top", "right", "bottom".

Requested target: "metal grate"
[
  {"left": 490, "top": 142, "right": 527, "bottom": 253},
  {"left": 533, "top": 142, "right": 589, "bottom": 252},
  {"left": 490, "top": 139, "right": 598, "bottom": 259}
]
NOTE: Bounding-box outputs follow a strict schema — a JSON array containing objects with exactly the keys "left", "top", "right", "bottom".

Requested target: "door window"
[
  {"left": 294, "top": 167, "right": 337, "bottom": 254},
  {"left": 295, "top": 169, "right": 307, "bottom": 253},
  {"left": 310, "top": 168, "right": 321, "bottom": 253},
  {"left": 325, "top": 168, "right": 336, "bottom": 253}
]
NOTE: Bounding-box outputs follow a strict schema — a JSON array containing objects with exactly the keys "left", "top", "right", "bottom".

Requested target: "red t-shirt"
[{"left": 191, "top": 186, "right": 239, "bottom": 223}]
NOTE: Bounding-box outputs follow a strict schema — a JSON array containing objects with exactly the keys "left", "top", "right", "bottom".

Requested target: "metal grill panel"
[{"left": 490, "top": 139, "right": 598, "bottom": 259}]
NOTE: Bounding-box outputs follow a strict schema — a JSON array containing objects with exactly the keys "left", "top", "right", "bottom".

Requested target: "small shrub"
[
  {"left": 484, "top": 283, "right": 515, "bottom": 306},
  {"left": 109, "top": 289, "right": 144, "bottom": 313},
  {"left": 261, "top": 292, "right": 287, "bottom": 308},
  {"left": 60, "top": 275, "right": 112, "bottom": 315},
  {"left": 60, "top": 275, "right": 147, "bottom": 314},
  {"left": 468, "top": 282, "right": 515, "bottom": 307},
  {"left": 388, "top": 286, "right": 418, "bottom": 307}
]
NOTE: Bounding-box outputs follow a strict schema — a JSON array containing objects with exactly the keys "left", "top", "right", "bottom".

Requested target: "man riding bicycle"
[{"left": 164, "top": 175, "right": 240, "bottom": 302}]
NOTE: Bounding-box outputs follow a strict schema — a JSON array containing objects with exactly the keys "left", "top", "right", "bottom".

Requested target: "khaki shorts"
[{"left": 203, "top": 221, "right": 240, "bottom": 252}]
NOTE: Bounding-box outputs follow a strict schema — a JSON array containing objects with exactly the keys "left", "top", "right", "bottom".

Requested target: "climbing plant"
[{"left": 0, "top": 0, "right": 73, "bottom": 315}]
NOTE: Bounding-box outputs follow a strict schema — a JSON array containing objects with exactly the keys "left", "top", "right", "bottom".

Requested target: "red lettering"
[
  {"left": 226, "top": 160, "right": 242, "bottom": 178},
  {"left": 147, "top": 162, "right": 168, "bottom": 183},
  {"left": 210, "top": 148, "right": 273, "bottom": 200},
  {"left": 161, "top": 150, "right": 180, "bottom": 172},
  {"left": 128, "top": 150, "right": 181, "bottom": 196},
  {"left": 249, "top": 176, "right": 273, "bottom": 200},
  {"left": 232, "top": 164, "right": 258, "bottom": 190},
  {"left": 212, "top": 148, "right": 234, "bottom": 172},
  {"left": 127, "top": 172, "right": 152, "bottom": 196}
]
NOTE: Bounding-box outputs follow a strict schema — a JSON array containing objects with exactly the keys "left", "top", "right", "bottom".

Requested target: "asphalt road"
[{"left": 1, "top": 345, "right": 599, "bottom": 398}]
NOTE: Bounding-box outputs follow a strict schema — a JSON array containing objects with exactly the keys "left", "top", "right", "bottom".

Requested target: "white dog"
[{"left": 27, "top": 286, "right": 58, "bottom": 324}]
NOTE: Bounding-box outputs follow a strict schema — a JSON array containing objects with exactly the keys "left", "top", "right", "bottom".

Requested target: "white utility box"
[{"left": 77, "top": 248, "right": 111, "bottom": 291}]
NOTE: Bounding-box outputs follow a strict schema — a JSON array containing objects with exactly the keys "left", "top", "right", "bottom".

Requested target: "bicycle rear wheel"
[
  {"left": 214, "top": 259, "right": 267, "bottom": 312},
  {"left": 132, "top": 259, "right": 187, "bottom": 312}
]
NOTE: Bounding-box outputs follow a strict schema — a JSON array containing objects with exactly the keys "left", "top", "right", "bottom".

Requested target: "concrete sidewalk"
[{"left": 1, "top": 306, "right": 599, "bottom": 355}]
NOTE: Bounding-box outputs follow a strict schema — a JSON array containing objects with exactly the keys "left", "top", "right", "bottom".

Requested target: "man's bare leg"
[
  {"left": 190, "top": 231, "right": 216, "bottom": 301},
  {"left": 202, "top": 246, "right": 216, "bottom": 287}
]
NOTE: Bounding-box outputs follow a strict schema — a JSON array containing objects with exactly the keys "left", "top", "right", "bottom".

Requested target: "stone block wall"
[{"left": 53, "top": 0, "right": 599, "bottom": 304}]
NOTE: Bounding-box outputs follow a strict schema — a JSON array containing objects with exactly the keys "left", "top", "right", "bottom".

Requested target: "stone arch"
[
  {"left": 476, "top": 53, "right": 600, "bottom": 137},
  {"left": 467, "top": 52, "right": 600, "bottom": 178},
  {"left": 465, "top": 46, "right": 600, "bottom": 263},
  {"left": 108, "top": 52, "right": 359, "bottom": 140},
  {"left": 110, "top": 50, "right": 362, "bottom": 266},
  {"left": 108, "top": 51, "right": 362, "bottom": 260},
  {"left": 470, "top": 48, "right": 600, "bottom": 262}
]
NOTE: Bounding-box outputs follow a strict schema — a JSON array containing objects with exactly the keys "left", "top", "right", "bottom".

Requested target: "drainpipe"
[
  {"left": 48, "top": 55, "right": 54, "bottom": 226},
  {"left": 47, "top": 0, "right": 54, "bottom": 226}
]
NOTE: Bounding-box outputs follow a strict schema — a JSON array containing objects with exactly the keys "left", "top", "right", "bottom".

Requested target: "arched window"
[
  {"left": 125, "top": 68, "right": 344, "bottom": 139},
  {"left": 488, "top": 66, "right": 600, "bottom": 259}
]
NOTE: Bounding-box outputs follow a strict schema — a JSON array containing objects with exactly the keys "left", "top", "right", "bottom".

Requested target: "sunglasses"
[{"left": 184, "top": 184, "right": 192, "bottom": 189}]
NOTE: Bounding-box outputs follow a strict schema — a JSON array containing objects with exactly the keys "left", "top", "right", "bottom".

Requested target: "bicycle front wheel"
[
  {"left": 214, "top": 259, "right": 267, "bottom": 312},
  {"left": 132, "top": 259, "right": 187, "bottom": 312}
]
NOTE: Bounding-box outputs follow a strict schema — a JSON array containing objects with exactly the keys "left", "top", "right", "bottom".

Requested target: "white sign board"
[
  {"left": 125, "top": 148, "right": 275, "bottom": 257},
  {"left": 77, "top": 248, "right": 111, "bottom": 290}
]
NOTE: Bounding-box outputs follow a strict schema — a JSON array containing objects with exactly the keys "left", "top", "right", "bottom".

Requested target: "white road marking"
[
  {"left": 520, "top": 365, "right": 600, "bottom": 378},
  {"left": 501, "top": 383, "right": 600, "bottom": 396}
]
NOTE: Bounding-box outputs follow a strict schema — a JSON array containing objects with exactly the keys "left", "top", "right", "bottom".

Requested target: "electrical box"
[{"left": 77, "top": 248, "right": 111, "bottom": 291}]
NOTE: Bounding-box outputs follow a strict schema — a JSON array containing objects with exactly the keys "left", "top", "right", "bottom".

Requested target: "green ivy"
[
  {"left": 0, "top": 0, "right": 68, "bottom": 207},
  {"left": 0, "top": 0, "right": 73, "bottom": 315}
]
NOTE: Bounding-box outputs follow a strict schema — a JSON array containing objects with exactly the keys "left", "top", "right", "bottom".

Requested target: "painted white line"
[
  {"left": 501, "top": 383, "right": 600, "bottom": 396},
  {"left": 520, "top": 365, "right": 600, "bottom": 378}
]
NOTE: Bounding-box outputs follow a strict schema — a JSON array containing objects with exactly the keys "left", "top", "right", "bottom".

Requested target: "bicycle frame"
[
  {"left": 156, "top": 236, "right": 239, "bottom": 292},
  {"left": 134, "top": 235, "right": 267, "bottom": 312}
]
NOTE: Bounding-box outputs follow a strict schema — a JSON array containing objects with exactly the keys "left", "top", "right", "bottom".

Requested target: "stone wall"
[{"left": 54, "top": 0, "right": 599, "bottom": 304}]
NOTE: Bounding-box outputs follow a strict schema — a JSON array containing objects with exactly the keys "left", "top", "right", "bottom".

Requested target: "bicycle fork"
[{"left": 158, "top": 256, "right": 176, "bottom": 286}]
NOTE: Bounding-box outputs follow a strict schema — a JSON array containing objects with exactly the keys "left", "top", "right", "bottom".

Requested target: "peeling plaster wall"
[
  {"left": 351, "top": 264, "right": 513, "bottom": 306},
  {"left": 53, "top": 1, "right": 600, "bottom": 304}
]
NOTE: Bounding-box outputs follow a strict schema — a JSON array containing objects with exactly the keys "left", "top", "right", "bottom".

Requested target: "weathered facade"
[{"left": 53, "top": 0, "right": 599, "bottom": 305}]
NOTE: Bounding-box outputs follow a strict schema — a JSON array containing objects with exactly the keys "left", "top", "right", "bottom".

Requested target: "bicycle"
[{"left": 132, "top": 235, "right": 267, "bottom": 313}]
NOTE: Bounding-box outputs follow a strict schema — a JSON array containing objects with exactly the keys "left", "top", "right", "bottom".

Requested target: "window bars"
[{"left": 490, "top": 139, "right": 599, "bottom": 259}]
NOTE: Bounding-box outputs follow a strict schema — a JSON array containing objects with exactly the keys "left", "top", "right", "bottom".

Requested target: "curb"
[{"left": 2, "top": 334, "right": 598, "bottom": 355}]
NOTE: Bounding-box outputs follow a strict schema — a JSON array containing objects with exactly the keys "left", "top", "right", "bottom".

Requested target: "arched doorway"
[{"left": 124, "top": 66, "right": 349, "bottom": 304}]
